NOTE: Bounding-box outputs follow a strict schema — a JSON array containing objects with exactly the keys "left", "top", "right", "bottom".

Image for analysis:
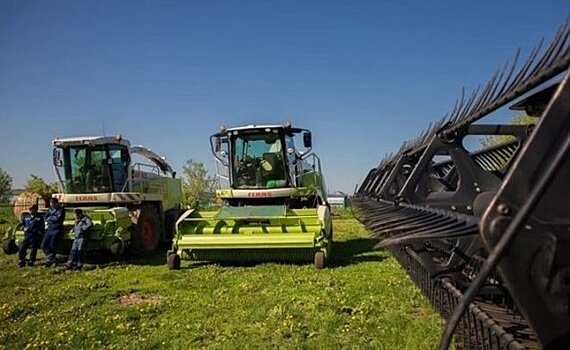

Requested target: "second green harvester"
[{"left": 168, "top": 123, "right": 332, "bottom": 269}]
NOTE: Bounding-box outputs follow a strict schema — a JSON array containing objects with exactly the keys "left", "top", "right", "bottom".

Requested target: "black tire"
[
  {"left": 163, "top": 209, "right": 183, "bottom": 243},
  {"left": 131, "top": 204, "right": 160, "bottom": 255},
  {"left": 2, "top": 239, "right": 18, "bottom": 255},
  {"left": 314, "top": 251, "right": 326, "bottom": 269},
  {"left": 167, "top": 253, "right": 181, "bottom": 270},
  {"left": 327, "top": 228, "right": 333, "bottom": 256},
  {"left": 110, "top": 241, "right": 125, "bottom": 256}
]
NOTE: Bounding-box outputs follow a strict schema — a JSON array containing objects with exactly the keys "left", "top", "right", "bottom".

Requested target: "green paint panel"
[
  {"left": 11, "top": 207, "right": 128, "bottom": 254},
  {"left": 215, "top": 205, "right": 287, "bottom": 219},
  {"left": 174, "top": 205, "right": 331, "bottom": 263}
]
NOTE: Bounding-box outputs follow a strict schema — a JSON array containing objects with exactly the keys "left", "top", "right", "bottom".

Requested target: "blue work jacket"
[
  {"left": 45, "top": 206, "right": 65, "bottom": 232},
  {"left": 73, "top": 215, "right": 93, "bottom": 239},
  {"left": 22, "top": 214, "right": 45, "bottom": 237}
]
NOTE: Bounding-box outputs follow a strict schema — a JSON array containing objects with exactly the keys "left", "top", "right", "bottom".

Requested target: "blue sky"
[{"left": 1, "top": 1, "right": 568, "bottom": 193}]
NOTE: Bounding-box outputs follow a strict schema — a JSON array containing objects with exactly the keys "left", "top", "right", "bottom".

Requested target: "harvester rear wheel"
[
  {"left": 314, "top": 251, "right": 326, "bottom": 269},
  {"left": 131, "top": 204, "right": 160, "bottom": 255},
  {"left": 167, "top": 253, "right": 181, "bottom": 270},
  {"left": 2, "top": 239, "right": 18, "bottom": 255}
]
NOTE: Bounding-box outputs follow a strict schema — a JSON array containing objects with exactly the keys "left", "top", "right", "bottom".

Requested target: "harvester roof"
[
  {"left": 52, "top": 135, "right": 131, "bottom": 147},
  {"left": 217, "top": 124, "right": 308, "bottom": 136}
]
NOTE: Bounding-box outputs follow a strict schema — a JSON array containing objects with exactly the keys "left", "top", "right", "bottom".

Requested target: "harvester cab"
[
  {"left": 168, "top": 123, "right": 333, "bottom": 269},
  {"left": 212, "top": 125, "right": 324, "bottom": 201},
  {"left": 51, "top": 136, "right": 175, "bottom": 196},
  {"left": 3, "top": 135, "right": 184, "bottom": 258}
]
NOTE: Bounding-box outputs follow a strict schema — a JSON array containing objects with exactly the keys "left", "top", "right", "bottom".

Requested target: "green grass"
[{"left": 0, "top": 215, "right": 442, "bottom": 349}]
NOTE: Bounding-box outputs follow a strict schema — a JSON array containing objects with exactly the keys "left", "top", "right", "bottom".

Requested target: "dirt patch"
[{"left": 117, "top": 293, "right": 163, "bottom": 306}]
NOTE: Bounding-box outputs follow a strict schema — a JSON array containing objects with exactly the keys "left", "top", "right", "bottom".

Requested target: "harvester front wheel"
[
  {"left": 327, "top": 228, "right": 333, "bottom": 257},
  {"left": 131, "top": 205, "right": 160, "bottom": 255},
  {"left": 167, "top": 253, "right": 181, "bottom": 270},
  {"left": 110, "top": 241, "right": 125, "bottom": 256},
  {"left": 2, "top": 239, "right": 18, "bottom": 255},
  {"left": 314, "top": 251, "right": 326, "bottom": 269}
]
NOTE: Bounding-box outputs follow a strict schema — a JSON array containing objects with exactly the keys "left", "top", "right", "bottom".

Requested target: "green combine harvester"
[
  {"left": 3, "top": 135, "right": 184, "bottom": 257},
  {"left": 167, "top": 123, "right": 333, "bottom": 269}
]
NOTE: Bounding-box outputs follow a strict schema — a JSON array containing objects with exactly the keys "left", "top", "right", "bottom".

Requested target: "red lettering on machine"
[
  {"left": 247, "top": 192, "right": 271, "bottom": 198},
  {"left": 75, "top": 195, "right": 99, "bottom": 201}
]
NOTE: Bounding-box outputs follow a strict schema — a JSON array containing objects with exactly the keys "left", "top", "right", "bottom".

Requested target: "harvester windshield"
[
  {"left": 55, "top": 144, "right": 129, "bottom": 193},
  {"left": 231, "top": 131, "right": 288, "bottom": 189}
]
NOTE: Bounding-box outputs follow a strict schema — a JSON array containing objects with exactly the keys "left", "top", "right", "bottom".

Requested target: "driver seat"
[{"left": 261, "top": 153, "right": 285, "bottom": 181}]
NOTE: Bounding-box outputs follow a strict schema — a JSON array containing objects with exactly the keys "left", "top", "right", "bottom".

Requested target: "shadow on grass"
[
  {"left": 330, "top": 238, "right": 386, "bottom": 267},
  {"left": 175, "top": 238, "right": 386, "bottom": 270},
  {"left": 1, "top": 244, "right": 172, "bottom": 271},
  {"left": 74, "top": 243, "right": 172, "bottom": 268},
  {"left": 9, "top": 239, "right": 386, "bottom": 270}
]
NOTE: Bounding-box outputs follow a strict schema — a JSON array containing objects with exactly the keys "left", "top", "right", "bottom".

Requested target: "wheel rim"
[
  {"left": 315, "top": 251, "right": 325, "bottom": 269},
  {"left": 168, "top": 254, "right": 180, "bottom": 269}
]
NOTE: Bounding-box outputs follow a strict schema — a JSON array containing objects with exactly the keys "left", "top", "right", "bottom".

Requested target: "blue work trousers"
[
  {"left": 18, "top": 234, "right": 41, "bottom": 265},
  {"left": 42, "top": 229, "right": 62, "bottom": 263},
  {"left": 67, "top": 237, "right": 87, "bottom": 268}
]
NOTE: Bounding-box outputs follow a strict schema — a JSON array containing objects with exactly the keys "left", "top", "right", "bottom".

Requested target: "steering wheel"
[{"left": 237, "top": 158, "right": 258, "bottom": 184}]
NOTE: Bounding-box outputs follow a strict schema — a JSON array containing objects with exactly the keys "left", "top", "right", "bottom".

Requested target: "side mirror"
[
  {"left": 121, "top": 149, "right": 130, "bottom": 164},
  {"left": 53, "top": 148, "right": 63, "bottom": 167},
  {"left": 303, "top": 132, "right": 312, "bottom": 148}
]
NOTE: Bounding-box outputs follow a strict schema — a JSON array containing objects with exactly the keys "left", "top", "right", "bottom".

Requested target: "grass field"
[{"left": 0, "top": 209, "right": 442, "bottom": 349}]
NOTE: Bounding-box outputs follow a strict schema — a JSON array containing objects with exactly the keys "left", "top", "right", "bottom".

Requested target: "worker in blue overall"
[
  {"left": 42, "top": 197, "right": 65, "bottom": 267},
  {"left": 65, "top": 208, "right": 93, "bottom": 270},
  {"left": 18, "top": 204, "right": 45, "bottom": 267}
]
